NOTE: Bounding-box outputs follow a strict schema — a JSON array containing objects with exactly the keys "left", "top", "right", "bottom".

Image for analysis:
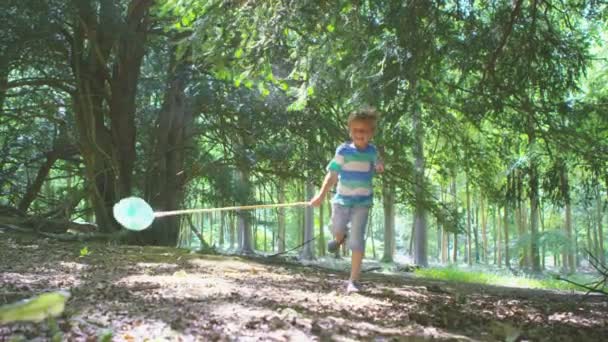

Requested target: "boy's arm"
[{"left": 309, "top": 172, "right": 338, "bottom": 207}]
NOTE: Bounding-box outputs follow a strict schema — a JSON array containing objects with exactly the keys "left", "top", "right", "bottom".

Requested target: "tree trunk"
[
  {"left": 466, "top": 172, "right": 472, "bottom": 266},
  {"left": 561, "top": 162, "right": 575, "bottom": 273},
  {"left": 71, "top": 0, "right": 151, "bottom": 232},
  {"left": 219, "top": 211, "right": 225, "bottom": 247},
  {"left": 496, "top": 206, "right": 502, "bottom": 267},
  {"left": 528, "top": 126, "right": 541, "bottom": 273},
  {"left": 481, "top": 196, "right": 488, "bottom": 263},
  {"left": 504, "top": 203, "right": 510, "bottom": 268},
  {"left": 277, "top": 179, "right": 286, "bottom": 253},
  {"left": 597, "top": 185, "right": 605, "bottom": 264},
  {"left": 318, "top": 199, "right": 326, "bottom": 256},
  {"left": 474, "top": 198, "right": 480, "bottom": 263},
  {"left": 412, "top": 102, "right": 427, "bottom": 267},
  {"left": 382, "top": 178, "right": 396, "bottom": 262},
  {"left": 18, "top": 144, "right": 78, "bottom": 212},
  {"left": 139, "top": 58, "right": 193, "bottom": 246},
  {"left": 451, "top": 177, "right": 458, "bottom": 263},
  {"left": 230, "top": 212, "right": 236, "bottom": 250},
  {"left": 300, "top": 181, "right": 315, "bottom": 260},
  {"left": 370, "top": 207, "right": 377, "bottom": 259},
  {"left": 237, "top": 170, "right": 253, "bottom": 254}
]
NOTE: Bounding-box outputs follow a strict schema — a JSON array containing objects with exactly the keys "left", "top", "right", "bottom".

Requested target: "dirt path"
[{"left": 1, "top": 232, "right": 606, "bottom": 341}]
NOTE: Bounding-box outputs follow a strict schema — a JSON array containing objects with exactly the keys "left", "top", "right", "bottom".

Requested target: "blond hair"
[{"left": 347, "top": 107, "right": 379, "bottom": 129}]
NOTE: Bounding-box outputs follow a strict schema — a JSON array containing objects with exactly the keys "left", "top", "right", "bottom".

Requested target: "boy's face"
[{"left": 349, "top": 119, "right": 374, "bottom": 149}]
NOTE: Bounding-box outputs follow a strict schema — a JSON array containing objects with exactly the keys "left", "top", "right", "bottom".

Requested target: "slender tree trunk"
[
  {"left": 451, "top": 177, "right": 458, "bottom": 263},
  {"left": 474, "top": 199, "right": 480, "bottom": 263},
  {"left": 504, "top": 203, "right": 510, "bottom": 269},
  {"left": 496, "top": 206, "right": 502, "bottom": 267},
  {"left": 318, "top": 199, "right": 325, "bottom": 256},
  {"left": 482, "top": 196, "right": 488, "bottom": 263},
  {"left": 237, "top": 169, "right": 253, "bottom": 254},
  {"left": 230, "top": 212, "right": 235, "bottom": 250},
  {"left": 540, "top": 198, "right": 546, "bottom": 270},
  {"left": 18, "top": 145, "right": 77, "bottom": 212},
  {"left": 219, "top": 211, "right": 225, "bottom": 247},
  {"left": 278, "top": 179, "right": 286, "bottom": 253},
  {"left": 466, "top": 172, "right": 472, "bottom": 266},
  {"left": 382, "top": 178, "right": 396, "bottom": 262},
  {"left": 561, "top": 163, "right": 575, "bottom": 273},
  {"left": 597, "top": 185, "right": 605, "bottom": 264},
  {"left": 528, "top": 122, "right": 541, "bottom": 273},
  {"left": 370, "top": 207, "right": 377, "bottom": 259},
  {"left": 300, "top": 181, "right": 315, "bottom": 260},
  {"left": 412, "top": 98, "right": 427, "bottom": 267}
]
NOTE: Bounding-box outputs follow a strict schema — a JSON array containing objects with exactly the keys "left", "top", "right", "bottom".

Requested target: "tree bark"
[{"left": 528, "top": 123, "right": 541, "bottom": 273}]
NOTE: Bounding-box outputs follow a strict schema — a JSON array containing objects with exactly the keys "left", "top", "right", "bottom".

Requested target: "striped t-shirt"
[{"left": 327, "top": 142, "right": 378, "bottom": 207}]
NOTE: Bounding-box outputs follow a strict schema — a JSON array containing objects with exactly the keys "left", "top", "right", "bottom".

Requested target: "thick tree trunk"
[
  {"left": 382, "top": 178, "right": 396, "bottom": 262},
  {"left": 139, "top": 58, "right": 193, "bottom": 246},
  {"left": 71, "top": 0, "right": 151, "bottom": 233}
]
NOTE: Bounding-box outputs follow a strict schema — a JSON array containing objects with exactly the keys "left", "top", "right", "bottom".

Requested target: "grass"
[{"left": 414, "top": 266, "right": 605, "bottom": 292}]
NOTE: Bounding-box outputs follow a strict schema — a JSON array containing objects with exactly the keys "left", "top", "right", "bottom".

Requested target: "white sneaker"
[{"left": 346, "top": 280, "right": 361, "bottom": 293}]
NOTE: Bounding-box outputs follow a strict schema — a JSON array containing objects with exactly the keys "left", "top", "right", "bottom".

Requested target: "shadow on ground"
[{"left": 1, "top": 232, "right": 606, "bottom": 341}]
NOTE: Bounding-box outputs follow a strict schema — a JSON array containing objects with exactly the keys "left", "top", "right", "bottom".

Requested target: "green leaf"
[
  {"left": 0, "top": 291, "right": 70, "bottom": 323},
  {"left": 235, "top": 48, "right": 244, "bottom": 59},
  {"left": 326, "top": 24, "right": 335, "bottom": 33}
]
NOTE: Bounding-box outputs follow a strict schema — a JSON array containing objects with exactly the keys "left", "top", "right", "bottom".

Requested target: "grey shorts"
[{"left": 331, "top": 204, "right": 370, "bottom": 252}]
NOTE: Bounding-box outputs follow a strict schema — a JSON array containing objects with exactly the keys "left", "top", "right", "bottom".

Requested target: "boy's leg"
[
  {"left": 348, "top": 206, "right": 370, "bottom": 282},
  {"left": 329, "top": 204, "right": 350, "bottom": 253}
]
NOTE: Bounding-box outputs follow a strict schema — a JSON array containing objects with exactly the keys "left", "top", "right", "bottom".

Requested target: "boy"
[{"left": 309, "top": 108, "right": 383, "bottom": 293}]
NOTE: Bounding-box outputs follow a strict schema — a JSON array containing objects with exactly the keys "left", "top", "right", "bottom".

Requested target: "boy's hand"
[
  {"left": 309, "top": 194, "right": 324, "bottom": 207},
  {"left": 375, "top": 162, "right": 384, "bottom": 173}
]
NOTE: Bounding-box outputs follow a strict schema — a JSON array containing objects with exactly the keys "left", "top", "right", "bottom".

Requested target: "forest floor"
[{"left": 1, "top": 231, "right": 607, "bottom": 341}]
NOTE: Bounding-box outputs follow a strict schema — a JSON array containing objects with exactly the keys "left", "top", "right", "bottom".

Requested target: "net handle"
[{"left": 154, "top": 201, "right": 310, "bottom": 218}]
